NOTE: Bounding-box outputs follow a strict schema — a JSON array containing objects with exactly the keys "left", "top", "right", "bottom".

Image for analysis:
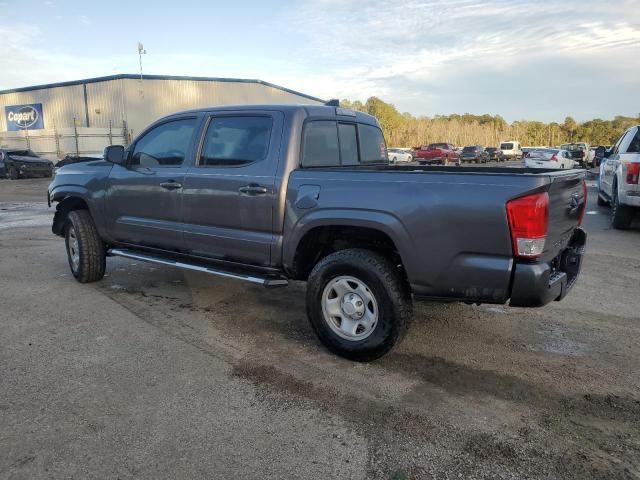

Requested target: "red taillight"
[
  {"left": 626, "top": 163, "right": 640, "bottom": 184},
  {"left": 550, "top": 154, "right": 558, "bottom": 162},
  {"left": 578, "top": 179, "right": 587, "bottom": 226},
  {"left": 506, "top": 192, "right": 549, "bottom": 259}
]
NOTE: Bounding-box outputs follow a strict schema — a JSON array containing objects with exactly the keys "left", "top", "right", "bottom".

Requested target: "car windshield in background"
[
  {"left": 500, "top": 143, "right": 514, "bottom": 149},
  {"left": 486, "top": 147, "right": 497, "bottom": 152},
  {"left": 528, "top": 149, "right": 558, "bottom": 157},
  {"left": 562, "top": 144, "right": 584, "bottom": 152},
  {"left": 7, "top": 150, "right": 38, "bottom": 157},
  {"left": 462, "top": 146, "right": 476, "bottom": 151}
]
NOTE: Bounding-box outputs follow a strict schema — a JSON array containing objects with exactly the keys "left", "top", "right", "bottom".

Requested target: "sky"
[{"left": 0, "top": 0, "right": 638, "bottom": 123}]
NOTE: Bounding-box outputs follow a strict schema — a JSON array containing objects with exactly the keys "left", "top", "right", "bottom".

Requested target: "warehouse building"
[{"left": 0, "top": 74, "right": 324, "bottom": 158}]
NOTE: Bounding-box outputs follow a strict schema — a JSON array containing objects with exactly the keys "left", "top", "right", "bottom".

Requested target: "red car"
[{"left": 414, "top": 143, "right": 460, "bottom": 165}]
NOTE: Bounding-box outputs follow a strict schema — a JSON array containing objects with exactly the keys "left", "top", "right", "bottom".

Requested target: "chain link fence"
[{"left": 0, "top": 119, "right": 131, "bottom": 160}]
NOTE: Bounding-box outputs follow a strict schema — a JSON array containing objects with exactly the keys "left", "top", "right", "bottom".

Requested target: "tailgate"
[{"left": 543, "top": 171, "right": 585, "bottom": 261}]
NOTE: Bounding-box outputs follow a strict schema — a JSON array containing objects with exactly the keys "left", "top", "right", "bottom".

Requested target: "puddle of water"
[{"left": 533, "top": 323, "right": 588, "bottom": 356}]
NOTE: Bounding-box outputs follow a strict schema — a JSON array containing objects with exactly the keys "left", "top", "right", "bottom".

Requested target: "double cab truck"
[
  {"left": 49, "top": 105, "right": 587, "bottom": 361},
  {"left": 414, "top": 143, "right": 460, "bottom": 165}
]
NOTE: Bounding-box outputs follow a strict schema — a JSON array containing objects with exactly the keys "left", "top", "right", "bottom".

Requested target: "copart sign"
[{"left": 5, "top": 103, "right": 44, "bottom": 131}]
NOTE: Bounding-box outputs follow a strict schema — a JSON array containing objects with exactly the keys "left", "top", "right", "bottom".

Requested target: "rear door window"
[
  {"left": 302, "top": 121, "right": 340, "bottom": 167},
  {"left": 200, "top": 116, "right": 273, "bottom": 166},
  {"left": 625, "top": 128, "right": 640, "bottom": 153},
  {"left": 358, "top": 124, "right": 387, "bottom": 164}
]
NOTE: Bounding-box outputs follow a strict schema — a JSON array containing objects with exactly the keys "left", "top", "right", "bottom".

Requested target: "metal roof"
[{"left": 0, "top": 74, "right": 325, "bottom": 103}]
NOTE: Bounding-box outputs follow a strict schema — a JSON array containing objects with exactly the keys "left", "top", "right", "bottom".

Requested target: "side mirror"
[
  {"left": 603, "top": 149, "right": 613, "bottom": 159},
  {"left": 104, "top": 145, "right": 125, "bottom": 164}
]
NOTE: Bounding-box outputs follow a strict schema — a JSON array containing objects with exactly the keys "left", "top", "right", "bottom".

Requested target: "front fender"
[{"left": 282, "top": 208, "right": 416, "bottom": 277}]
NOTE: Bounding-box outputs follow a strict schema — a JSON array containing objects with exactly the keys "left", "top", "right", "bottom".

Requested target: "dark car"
[
  {"left": 0, "top": 149, "right": 53, "bottom": 179},
  {"left": 54, "top": 154, "right": 103, "bottom": 172},
  {"left": 485, "top": 147, "right": 504, "bottom": 162},
  {"left": 460, "top": 145, "right": 489, "bottom": 163},
  {"left": 48, "top": 104, "right": 586, "bottom": 361}
]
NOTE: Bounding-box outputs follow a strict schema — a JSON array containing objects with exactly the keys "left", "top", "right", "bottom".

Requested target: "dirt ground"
[{"left": 1, "top": 177, "right": 639, "bottom": 479}]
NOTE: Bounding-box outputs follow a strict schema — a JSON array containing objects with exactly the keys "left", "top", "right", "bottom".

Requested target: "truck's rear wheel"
[
  {"left": 611, "top": 188, "right": 634, "bottom": 229},
  {"left": 65, "top": 210, "right": 106, "bottom": 283},
  {"left": 306, "top": 249, "right": 412, "bottom": 361}
]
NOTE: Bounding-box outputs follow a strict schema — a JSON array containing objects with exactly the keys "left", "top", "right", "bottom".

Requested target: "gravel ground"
[{"left": 1, "top": 176, "right": 639, "bottom": 479}]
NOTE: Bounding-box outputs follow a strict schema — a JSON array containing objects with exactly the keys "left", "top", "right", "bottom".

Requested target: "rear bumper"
[
  {"left": 509, "top": 227, "right": 586, "bottom": 307},
  {"left": 417, "top": 156, "right": 443, "bottom": 164}
]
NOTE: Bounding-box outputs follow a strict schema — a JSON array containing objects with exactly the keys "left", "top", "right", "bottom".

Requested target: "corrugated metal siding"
[
  {"left": 86, "top": 78, "right": 127, "bottom": 129},
  {"left": 0, "top": 84, "right": 86, "bottom": 131},
  {"left": 121, "top": 78, "right": 321, "bottom": 134},
  {"left": 1, "top": 77, "right": 322, "bottom": 137}
]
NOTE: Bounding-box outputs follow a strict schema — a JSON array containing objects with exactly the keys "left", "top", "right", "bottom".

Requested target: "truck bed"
[{"left": 285, "top": 165, "right": 585, "bottom": 304}]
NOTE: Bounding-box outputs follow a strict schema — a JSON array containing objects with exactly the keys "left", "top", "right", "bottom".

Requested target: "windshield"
[
  {"left": 486, "top": 147, "right": 497, "bottom": 152},
  {"left": 462, "top": 146, "right": 477, "bottom": 152},
  {"left": 500, "top": 143, "right": 514, "bottom": 150},
  {"left": 561, "top": 144, "right": 585, "bottom": 152},
  {"left": 7, "top": 150, "right": 38, "bottom": 157}
]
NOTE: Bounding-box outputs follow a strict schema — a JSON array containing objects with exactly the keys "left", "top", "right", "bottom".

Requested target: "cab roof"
[{"left": 167, "top": 104, "right": 380, "bottom": 127}]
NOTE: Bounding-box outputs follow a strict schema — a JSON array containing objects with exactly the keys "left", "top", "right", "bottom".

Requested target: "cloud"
[
  {"left": 279, "top": 0, "right": 640, "bottom": 120},
  {"left": 0, "top": 1, "right": 638, "bottom": 122}
]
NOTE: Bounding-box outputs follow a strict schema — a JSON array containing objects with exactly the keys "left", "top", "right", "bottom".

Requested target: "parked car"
[
  {"left": 48, "top": 104, "right": 587, "bottom": 361},
  {"left": 414, "top": 143, "right": 460, "bottom": 165},
  {"left": 460, "top": 145, "right": 489, "bottom": 164},
  {"left": 54, "top": 154, "right": 103, "bottom": 173},
  {"left": 561, "top": 143, "right": 592, "bottom": 168},
  {"left": 0, "top": 149, "right": 53, "bottom": 179},
  {"left": 597, "top": 125, "right": 640, "bottom": 229},
  {"left": 499, "top": 141, "right": 522, "bottom": 160},
  {"left": 524, "top": 149, "right": 575, "bottom": 169},
  {"left": 485, "top": 147, "right": 504, "bottom": 162},
  {"left": 387, "top": 148, "right": 413, "bottom": 164}
]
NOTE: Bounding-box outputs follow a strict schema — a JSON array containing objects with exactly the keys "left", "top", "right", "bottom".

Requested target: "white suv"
[{"left": 598, "top": 125, "right": 640, "bottom": 229}]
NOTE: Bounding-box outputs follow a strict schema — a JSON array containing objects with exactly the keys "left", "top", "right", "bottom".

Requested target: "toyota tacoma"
[{"left": 48, "top": 104, "right": 587, "bottom": 361}]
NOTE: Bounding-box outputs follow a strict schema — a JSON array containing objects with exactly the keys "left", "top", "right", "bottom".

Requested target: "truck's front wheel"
[
  {"left": 65, "top": 210, "right": 106, "bottom": 283},
  {"left": 306, "top": 249, "right": 412, "bottom": 361}
]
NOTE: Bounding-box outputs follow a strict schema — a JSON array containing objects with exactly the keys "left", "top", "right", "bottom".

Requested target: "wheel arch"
[
  {"left": 51, "top": 191, "right": 92, "bottom": 237},
  {"left": 284, "top": 209, "right": 415, "bottom": 281}
]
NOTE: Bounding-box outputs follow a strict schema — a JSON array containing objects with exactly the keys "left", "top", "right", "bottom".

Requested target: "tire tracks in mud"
[{"left": 98, "top": 283, "right": 640, "bottom": 479}]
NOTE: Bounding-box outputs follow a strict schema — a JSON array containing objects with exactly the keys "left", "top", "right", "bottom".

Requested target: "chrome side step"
[{"left": 108, "top": 248, "right": 288, "bottom": 287}]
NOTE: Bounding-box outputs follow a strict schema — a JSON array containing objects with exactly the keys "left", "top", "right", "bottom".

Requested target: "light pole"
[{"left": 137, "top": 42, "right": 147, "bottom": 97}]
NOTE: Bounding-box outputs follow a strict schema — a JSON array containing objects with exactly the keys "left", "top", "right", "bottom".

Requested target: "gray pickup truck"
[{"left": 48, "top": 104, "right": 587, "bottom": 361}]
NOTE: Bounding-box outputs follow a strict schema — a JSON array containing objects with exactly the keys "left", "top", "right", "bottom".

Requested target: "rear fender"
[{"left": 283, "top": 208, "right": 415, "bottom": 277}]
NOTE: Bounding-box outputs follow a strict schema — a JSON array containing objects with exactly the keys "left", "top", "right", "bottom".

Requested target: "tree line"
[{"left": 340, "top": 97, "right": 640, "bottom": 148}]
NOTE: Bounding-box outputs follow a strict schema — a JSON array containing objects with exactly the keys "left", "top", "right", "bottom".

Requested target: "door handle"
[
  {"left": 160, "top": 181, "right": 182, "bottom": 190},
  {"left": 239, "top": 185, "right": 268, "bottom": 195}
]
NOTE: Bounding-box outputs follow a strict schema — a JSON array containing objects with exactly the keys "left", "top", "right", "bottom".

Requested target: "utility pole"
[{"left": 137, "top": 42, "right": 147, "bottom": 97}]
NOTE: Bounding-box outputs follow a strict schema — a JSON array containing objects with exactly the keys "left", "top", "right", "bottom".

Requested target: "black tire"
[
  {"left": 306, "top": 248, "right": 412, "bottom": 362},
  {"left": 7, "top": 166, "right": 18, "bottom": 180},
  {"left": 597, "top": 192, "right": 608, "bottom": 207},
  {"left": 610, "top": 188, "right": 634, "bottom": 229},
  {"left": 65, "top": 210, "right": 106, "bottom": 283}
]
